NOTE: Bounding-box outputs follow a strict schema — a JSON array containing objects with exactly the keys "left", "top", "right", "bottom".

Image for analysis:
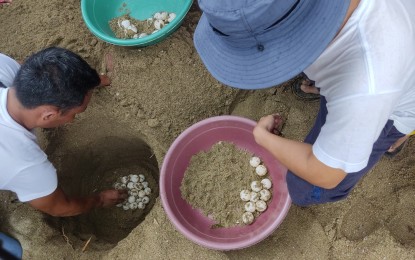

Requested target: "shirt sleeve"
[
  {"left": 0, "top": 53, "right": 20, "bottom": 87},
  {"left": 312, "top": 92, "right": 401, "bottom": 173},
  {"left": 4, "top": 161, "right": 58, "bottom": 202}
]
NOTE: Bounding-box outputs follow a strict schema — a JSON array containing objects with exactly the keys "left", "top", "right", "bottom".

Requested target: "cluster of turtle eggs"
[
  {"left": 114, "top": 174, "right": 152, "bottom": 211},
  {"left": 240, "top": 156, "right": 272, "bottom": 225},
  {"left": 117, "top": 11, "right": 176, "bottom": 39}
]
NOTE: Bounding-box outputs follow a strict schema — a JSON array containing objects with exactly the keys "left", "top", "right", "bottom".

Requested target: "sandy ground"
[{"left": 1, "top": 1, "right": 415, "bottom": 259}]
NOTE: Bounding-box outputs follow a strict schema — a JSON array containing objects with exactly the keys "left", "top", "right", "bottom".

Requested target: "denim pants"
[
  {"left": 0, "top": 232, "right": 22, "bottom": 260},
  {"left": 286, "top": 96, "right": 405, "bottom": 206}
]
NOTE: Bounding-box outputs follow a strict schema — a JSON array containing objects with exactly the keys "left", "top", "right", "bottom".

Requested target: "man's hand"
[
  {"left": 98, "top": 189, "right": 128, "bottom": 207},
  {"left": 98, "top": 74, "right": 111, "bottom": 87}
]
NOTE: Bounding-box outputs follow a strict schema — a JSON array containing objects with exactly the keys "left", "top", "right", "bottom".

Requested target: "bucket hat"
[{"left": 194, "top": 0, "right": 350, "bottom": 89}]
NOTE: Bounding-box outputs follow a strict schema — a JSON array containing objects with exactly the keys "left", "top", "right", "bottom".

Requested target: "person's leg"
[
  {"left": 0, "top": 232, "right": 23, "bottom": 260},
  {"left": 286, "top": 97, "right": 405, "bottom": 206}
]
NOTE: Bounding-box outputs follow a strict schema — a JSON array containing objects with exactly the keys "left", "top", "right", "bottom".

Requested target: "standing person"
[
  {"left": 0, "top": 47, "right": 127, "bottom": 259},
  {"left": 193, "top": 0, "right": 415, "bottom": 206}
]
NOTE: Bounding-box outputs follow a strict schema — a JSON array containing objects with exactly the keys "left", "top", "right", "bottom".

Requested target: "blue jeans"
[
  {"left": 0, "top": 232, "right": 22, "bottom": 260},
  {"left": 287, "top": 96, "right": 405, "bottom": 206}
]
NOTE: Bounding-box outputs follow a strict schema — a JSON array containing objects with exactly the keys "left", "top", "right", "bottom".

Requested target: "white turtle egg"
[
  {"left": 120, "top": 183, "right": 127, "bottom": 189},
  {"left": 130, "top": 175, "right": 139, "bottom": 183},
  {"left": 129, "top": 189, "right": 139, "bottom": 196},
  {"left": 259, "top": 189, "right": 271, "bottom": 201},
  {"left": 129, "top": 202, "right": 138, "bottom": 210},
  {"left": 137, "top": 202, "right": 145, "bottom": 209},
  {"left": 136, "top": 197, "right": 143, "bottom": 203},
  {"left": 138, "top": 33, "right": 148, "bottom": 38},
  {"left": 159, "top": 11, "right": 168, "bottom": 20},
  {"left": 256, "top": 200, "right": 267, "bottom": 212},
  {"left": 133, "top": 182, "right": 143, "bottom": 190},
  {"left": 153, "top": 12, "right": 162, "bottom": 20},
  {"left": 120, "top": 20, "right": 131, "bottom": 29},
  {"left": 154, "top": 19, "right": 165, "bottom": 30},
  {"left": 250, "top": 191, "right": 260, "bottom": 202},
  {"left": 245, "top": 201, "right": 256, "bottom": 213},
  {"left": 167, "top": 13, "right": 176, "bottom": 23},
  {"left": 144, "top": 187, "right": 152, "bottom": 195},
  {"left": 142, "top": 181, "right": 149, "bottom": 188},
  {"left": 255, "top": 165, "right": 268, "bottom": 176},
  {"left": 261, "top": 178, "right": 272, "bottom": 190},
  {"left": 116, "top": 203, "right": 123, "bottom": 207},
  {"left": 240, "top": 190, "right": 251, "bottom": 201},
  {"left": 114, "top": 182, "right": 122, "bottom": 190},
  {"left": 142, "top": 196, "right": 150, "bottom": 204},
  {"left": 138, "top": 174, "right": 145, "bottom": 182},
  {"left": 133, "top": 34, "right": 139, "bottom": 39},
  {"left": 250, "top": 181, "right": 262, "bottom": 192},
  {"left": 120, "top": 176, "right": 128, "bottom": 184},
  {"left": 128, "top": 25, "right": 137, "bottom": 33},
  {"left": 128, "top": 195, "right": 136, "bottom": 203},
  {"left": 138, "top": 190, "right": 146, "bottom": 198},
  {"left": 242, "top": 212, "right": 255, "bottom": 225},
  {"left": 127, "top": 182, "right": 135, "bottom": 189},
  {"left": 249, "top": 156, "right": 261, "bottom": 167},
  {"left": 122, "top": 204, "right": 130, "bottom": 211}
]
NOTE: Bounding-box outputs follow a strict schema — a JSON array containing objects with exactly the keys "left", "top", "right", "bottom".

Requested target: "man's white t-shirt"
[
  {"left": 304, "top": 0, "right": 415, "bottom": 173},
  {"left": 0, "top": 53, "right": 57, "bottom": 202}
]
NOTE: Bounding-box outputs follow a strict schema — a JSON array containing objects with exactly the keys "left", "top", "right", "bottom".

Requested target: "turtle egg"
[
  {"left": 251, "top": 181, "right": 262, "bottom": 192},
  {"left": 250, "top": 191, "right": 260, "bottom": 202},
  {"left": 129, "top": 189, "right": 139, "bottom": 196},
  {"left": 129, "top": 202, "right": 138, "bottom": 210},
  {"left": 138, "top": 174, "right": 145, "bottom": 182},
  {"left": 261, "top": 178, "right": 272, "bottom": 190},
  {"left": 127, "top": 182, "right": 135, "bottom": 189},
  {"left": 120, "top": 20, "right": 131, "bottom": 29},
  {"left": 153, "top": 12, "right": 162, "bottom": 20},
  {"left": 142, "top": 196, "right": 150, "bottom": 204},
  {"left": 154, "top": 20, "right": 164, "bottom": 30},
  {"left": 120, "top": 183, "right": 127, "bottom": 189},
  {"left": 130, "top": 175, "right": 139, "bottom": 183},
  {"left": 120, "top": 176, "right": 128, "bottom": 184},
  {"left": 116, "top": 203, "right": 123, "bottom": 207},
  {"left": 144, "top": 187, "right": 152, "bottom": 195},
  {"left": 249, "top": 156, "right": 261, "bottom": 167},
  {"left": 142, "top": 181, "right": 149, "bottom": 188},
  {"left": 240, "top": 190, "right": 251, "bottom": 201},
  {"left": 259, "top": 189, "right": 271, "bottom": 201},
  {"left": 245, "top": 201, "right": 256, "bottom": 213},
  {"left": 128, "top": 196, "right": 136, "bottom": 203},
  {"left": 256, "top": 200, "right": 267, "bottom": 212},
  {"left": 138, "top": 190, "right": 146, "bottom": 198},
  {"left": 167, "top": 13, "right": 176, "bottom": 23},
  {"left": 137, "top": 202, "right": 145, "bottom": 209},
  {"left": 122, "top": 204, "right": 130, "bottom": 211},
  {"left": 159, "top": 11, "right": 168, "bottom": 20},
  {"left": 133, "top": 182, "right": 143, "bottom": 190},
  {"left": 242, "top": 212, "right": 255, "bottom": 225},
  {"left": 138, "top": 33, "right": 148, "bottom": 38},
  {"left": 255, "top": 165, "right": 268, "bottom": 176}
]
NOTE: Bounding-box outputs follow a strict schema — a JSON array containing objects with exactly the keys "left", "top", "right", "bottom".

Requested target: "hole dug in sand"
[{"left": 45, "top": 136, "right": 159, "bottom": 251}]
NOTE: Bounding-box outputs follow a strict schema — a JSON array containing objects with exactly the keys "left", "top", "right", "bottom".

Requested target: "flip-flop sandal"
[
  {"left": 384, "top": 139, "right": 409, "bottom": 158},
  {"left": 291, "top": 77, "right": 321, "bottom": 102}
]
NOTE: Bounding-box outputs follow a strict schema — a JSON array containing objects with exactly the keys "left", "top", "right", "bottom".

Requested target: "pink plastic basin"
[{"left": 160, "top": 115, "right": 291, "bottom": 250}]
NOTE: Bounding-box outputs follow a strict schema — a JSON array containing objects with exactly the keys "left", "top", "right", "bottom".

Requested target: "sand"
[{"left": 1, "top": 1, "right": 415, "bottom": 259}]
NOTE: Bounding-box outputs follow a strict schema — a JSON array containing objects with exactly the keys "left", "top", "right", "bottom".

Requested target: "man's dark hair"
[{"left": 13, "top": 47, "right": 100, "bottom": 111}]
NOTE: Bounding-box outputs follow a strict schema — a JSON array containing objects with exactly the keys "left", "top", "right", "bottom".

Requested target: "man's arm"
[
  {"left": 28, "top": 187, "right": 127, "bottom": 217},
  {"left": 253, "top": 114, "right": 346, "bottom": 189}
]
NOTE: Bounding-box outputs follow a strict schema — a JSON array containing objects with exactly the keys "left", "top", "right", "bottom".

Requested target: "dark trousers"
[{"left": 286, "top": 97, "right": 405, "bottom": 206}]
